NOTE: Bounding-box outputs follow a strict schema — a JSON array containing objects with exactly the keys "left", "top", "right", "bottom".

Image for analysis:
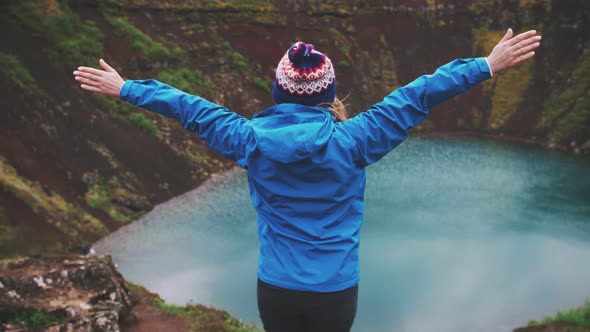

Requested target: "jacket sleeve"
[
  {"left": 341, "top": 57, "right": 492, "bottom": 166},
  {"left": 119, "top": 79, "right": 253, "bottom": 167}
]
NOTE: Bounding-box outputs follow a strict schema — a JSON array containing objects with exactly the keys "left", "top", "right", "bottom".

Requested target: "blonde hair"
[{"left": 319, "top": 96, "right": 349, "bottom": 122}]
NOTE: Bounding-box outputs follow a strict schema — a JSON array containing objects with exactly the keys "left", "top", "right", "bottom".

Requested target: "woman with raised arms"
[{"left": 74, "top": 28, "right": 540, "bottom": 332}]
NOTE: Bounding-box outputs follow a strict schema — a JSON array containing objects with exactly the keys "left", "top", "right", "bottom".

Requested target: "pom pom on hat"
[{"left": 272, "top": 41, "right": 336, "bottom": 106}]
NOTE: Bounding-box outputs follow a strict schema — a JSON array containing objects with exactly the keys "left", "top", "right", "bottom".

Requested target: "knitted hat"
[{"left": 272, "top": 41, "right": 336, "bottom": 106}]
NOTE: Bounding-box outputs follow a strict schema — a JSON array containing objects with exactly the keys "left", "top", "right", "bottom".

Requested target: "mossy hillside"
[
  {"left": 89, "top": 94, "right": 160, "bottom": 137},
  {"left": 6, "top": 1, "right": 162, "bottom": 138},
  {"left": 538, "top": 50, "right": 590, "bottom": 150},
  {"left": 0, "top": 156, "right": 109, "bottom": 240},
  {"left": 102, "top": 13, "right": 183, "bottom": 63},
  {"left": 473, "top": 27, "right": 534, "bottom": 130},
  {"left": 0, "top": 52, "right": 35, "bottom": 89},
  {"left": 84, "top": 179, "right": 146, "bottom": 224},
  {"left": 9, "top": 1, "right": 103, "bottom": 67}
]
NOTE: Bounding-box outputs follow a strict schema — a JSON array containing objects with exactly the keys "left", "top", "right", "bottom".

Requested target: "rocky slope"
[
  {"left": 0, "top": 254, "right": 261, "bottom": 331},
  {"left": 0, "top": 254, "right": 131, "bottom": 331}
]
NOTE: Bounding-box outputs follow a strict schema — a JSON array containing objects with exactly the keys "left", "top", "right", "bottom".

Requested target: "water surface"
[{"left": 96, "top": 137, "right": 590, "bottom": 332}]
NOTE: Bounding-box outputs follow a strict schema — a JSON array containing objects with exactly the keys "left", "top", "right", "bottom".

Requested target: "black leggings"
[{"left": 257, "top": 279, "right": 358, "bottom": 332}]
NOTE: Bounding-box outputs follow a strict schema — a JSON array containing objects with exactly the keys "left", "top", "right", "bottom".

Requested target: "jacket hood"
[{"left": 251, "top": 104, "right": 335, "bottom": 163}]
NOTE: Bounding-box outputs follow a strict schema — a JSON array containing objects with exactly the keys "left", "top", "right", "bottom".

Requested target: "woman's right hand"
[
  {"left": 73, "top": 59, "right": 125, "bottom": 97},
  {"left": 486, "top": 28, "right": 542, "bottom": 75}
]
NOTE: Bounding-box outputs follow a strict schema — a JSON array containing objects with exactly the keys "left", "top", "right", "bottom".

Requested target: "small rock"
[
  {"left": 66, "top": 306, "right": 77, "bottom": 317},
  {"left": 109, "top": 292, "right": 116, "bottom": 301},
  {"left": 7, "top": 290, "right": 21, "bottom": 299},
  {"left": 95, "top": 316, "right": 110, "bottom": 328},
  {"left": 46, "top": 278, "right": 53, "bottom": 284},
  {"left": 79, "top": 302, "right": 91, "bottom": 310},
  {"left": 33, "top": 276, "right": 47, "bottom": 288},
  {"left": 0, "top": 281, "right": 4, "bottom": 288},
  {"left": 571, "top": 141, "right": 577, "bottom": 147},
  {"left": 61, "top": 270, "right": 68, "bottom": 278},
  {"left": 81, "top": 172, "right": 98, "bottom": 186}
]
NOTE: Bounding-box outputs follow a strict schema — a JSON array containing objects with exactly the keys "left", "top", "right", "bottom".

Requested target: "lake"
[{"left": 96, "top": 136, "right": 590, "bottom": 332}]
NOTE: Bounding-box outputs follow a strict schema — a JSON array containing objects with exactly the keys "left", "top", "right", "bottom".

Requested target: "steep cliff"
[{"left": 0, "top": 0, "right": 588, "bottom": 258}]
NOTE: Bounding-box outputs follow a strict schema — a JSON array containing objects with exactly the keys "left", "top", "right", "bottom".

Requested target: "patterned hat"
[{"left": 272, "top": 41, "right": 336, "bottom": 106}]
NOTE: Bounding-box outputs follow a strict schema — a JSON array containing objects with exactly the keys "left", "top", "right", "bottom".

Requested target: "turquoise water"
[{"left": 96, "top": 137, "right": 590, "bottom": 332}]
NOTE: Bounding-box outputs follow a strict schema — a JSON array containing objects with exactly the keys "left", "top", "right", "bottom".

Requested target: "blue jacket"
[{"left": 120, "top": 58, "right": 492, "bottom": 292}]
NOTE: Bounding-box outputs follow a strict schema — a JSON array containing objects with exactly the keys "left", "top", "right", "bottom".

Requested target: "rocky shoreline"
[{"left": 1, "top": 252, "right": 588, "bottom": 331}]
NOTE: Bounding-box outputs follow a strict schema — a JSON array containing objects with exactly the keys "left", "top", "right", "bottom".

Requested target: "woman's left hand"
[
  {"left": 73, "top": 59, "right": 124, "bottom": 97},
  {"left": 486, "top": 28, "right": 542, "bottom": 75}
]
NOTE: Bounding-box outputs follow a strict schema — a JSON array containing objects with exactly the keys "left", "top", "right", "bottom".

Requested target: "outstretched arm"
[
  {"left": 73, "top": 60, "right": 253, "bottom": 167},
  {"left": 341, "top": 29, "right": 541, "bottom": 166}
]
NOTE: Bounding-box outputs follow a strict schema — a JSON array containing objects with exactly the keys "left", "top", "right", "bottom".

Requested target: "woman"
[{"left": 74, "top": 28, "right": 540, "bottom": 332}]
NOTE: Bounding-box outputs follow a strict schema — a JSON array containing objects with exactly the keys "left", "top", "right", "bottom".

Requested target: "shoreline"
[
  {"left": 417, "top": 130, "right": 590, "bottom": 159},
  {"left": 93, "top": 166, "right": 246, "bottom": 250},
  {"left": 95, "top": 130, "right": 590, "bottom": 249}
]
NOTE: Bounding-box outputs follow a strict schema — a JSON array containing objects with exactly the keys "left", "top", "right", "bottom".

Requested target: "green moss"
[
  {"left": 91, "top": 94, "right": 134, "bottom": 116},
  {"left": 232, "top": 51, "right": 249, "bottom": 72},
  {"left": 328, "top": 27, "right": 352, "bottom": 61},
  {"left": 9, "top": 1, "right": 103, "bottom": 67},
  {"left": 338, "top": 60, "right": 351, "bottom": 69},
  {"left": 327, "top": 27, "right": 346, "bottom": 40},
  {"left": 153, "top": 297, "right": 187, "bottom": 315},
  {"left": 529, "top": 300, "right": 590, "bottom": 328},
  {"left": 538, "top": 51, "right": 590, "bottom": 143},
  {"left": 84, "top": 177, "right": 145, "bottom": 223},
  {"left": 153, "top": 296, "right": 262, "bottom": 332},
  {"left": 90, "top": 95, "right": 160, "bottom": 137},
  {"left": 253, "top": 77, "right": 272, "bottom": 93},
  {"left": 0, "top": 52, "right": 35, "bottom": 89},
  {"left": 157, "top": 68, "right": 212, "bottom": 95},
  {"left": 103, "top": 15, "right": 174, "bottom": 62},
  {"left": 9, "top": 310, "right": 67, "bottom": 329},
  {"left": 220, "top": 41, "right": 232, "bottom": 50},
  {"left": 129, "top": 113, "right": 159, "bottom": 137},
  {"left": 0, "top": 208, "right": 16, "bottom": 242},
  {"left": 126, "top": 281, "right": 144, "bottom": 293}
]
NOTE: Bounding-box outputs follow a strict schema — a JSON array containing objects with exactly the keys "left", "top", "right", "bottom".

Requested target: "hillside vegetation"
[{"left": 0, "top": 0, "right": 588, "bottom": 256}]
